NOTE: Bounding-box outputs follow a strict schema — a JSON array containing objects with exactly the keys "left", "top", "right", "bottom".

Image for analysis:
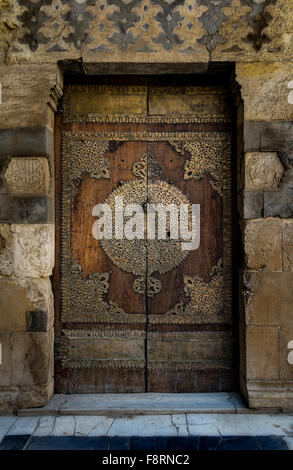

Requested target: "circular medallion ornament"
[{"left": 100, "top": 179, "right": 194, "bottom": 297}]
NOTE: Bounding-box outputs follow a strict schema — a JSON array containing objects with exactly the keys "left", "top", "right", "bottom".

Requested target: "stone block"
[
  {"left": 246, "top": 326, "right": 279, "bottom": 381},
  {"left": 0, "top": 382, "right": 53, "bottom": 411},
  {"left": 244, "top": 121, "right": 293, "bottom": 153},
  {"left": 12, "top": 224, "right": 54, "bottom": 278},
  {"left": 264, "top": 189, "right": 293, "bottom": 218},
  {"left": 238, "top": 190, "right": 263, "bottom": 219},
  {"left": 11, "top": 329, "right": 54, "bottom": 387},
  {"left": 260, "top": 122, "right": 293, "bottom": 153},
  {"left": 0, "top": 158, "right": 10, "bottom": 193},
  {"left": 283, "top": 221, "right": 293, "bottom": 271},
  {"left": 16, "top": 380, "right": 54, "bottom": 410},
  {"left": 25, "top": 311, "right": 47, "bottom": 332},
  {"left": 0, "top": 224, "right": 13, "bottom": 276},
  {"left": 245, "top": 152, "right": 284, "bottom": 190},
  {"left": 236, "top": 63, "right": 293, "bottom": 122},
  {"left": 0, "top": 389, "right": 19, "bottom": 411},
  {"left": 242, "top": 219, "right": 282, "bottom": 271},
  {"left": 279, "top": 326, "right": 293, "bottom": 381},
  {"left": 0, "top": 127, "right": 54, "bottom": 159},
  {"left": 0, "top": 277, "right": 54, "bottom": 332},
  {"left": 239, "top": 320, "right": 246, "bottom": 378},
  {"left": 4, "top": 158, "right": 50, "bottom": 195},
  {"left": 242, "top": 272, "right": 293, "bottom": 326},
  {"left": 245, "top": 381, "right": 293, "bottom": 411},
  {"left": 0, "top": 333, "right": 13, "bottom": 387},
  {"left": 264, "top": 152, "right": 293, "bottom": 218},
  {"left": 0, "top": 195, "right": 54, "bottom": 224},
  {"left": 0, "top": 65, "right": 63, "bottom": 131},
  {"left": 0, "top": 380, "right": 53, "bottom": 410},
  {"left": 0, "top": 279, "right": 32, "bottom": 332},
  {"left": 243, "top": 121, "right": 262, "bottom": 152}
]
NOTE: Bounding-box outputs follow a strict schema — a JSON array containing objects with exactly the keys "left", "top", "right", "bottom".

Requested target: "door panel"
[{"left": 54, "top": 77, "right": 234, "bottom": 393}]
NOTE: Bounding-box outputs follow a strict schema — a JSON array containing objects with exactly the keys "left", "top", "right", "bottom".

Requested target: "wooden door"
[{"left": 54, "top": 77, "right": 235, "bottom": 393}]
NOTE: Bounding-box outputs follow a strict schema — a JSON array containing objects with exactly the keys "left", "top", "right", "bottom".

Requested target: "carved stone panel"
[{"left": 4, "top": 157, "right": 50, "bottom": 194}]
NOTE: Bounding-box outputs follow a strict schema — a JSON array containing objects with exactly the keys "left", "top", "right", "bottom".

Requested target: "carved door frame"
[{"left": 52, "top": 70, "right": 241, "bottom": 394}]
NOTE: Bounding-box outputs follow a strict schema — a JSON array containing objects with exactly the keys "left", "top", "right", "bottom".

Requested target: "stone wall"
[
  {"left": 0, "top": 0, "right": 292, "bottom": 410},
  {"left": 235, "top": 61, "right": 293, "bottom": 409},
  {"left": 0, "top": 63, "right": 62, "bottom": 410}
]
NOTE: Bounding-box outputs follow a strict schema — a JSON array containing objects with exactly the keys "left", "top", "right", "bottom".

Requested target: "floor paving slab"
[
  {"left": 0, "top": 434, "right": 288, "bottom": 451},
  {"left": 155, "top": 436, "right": 199, "bottom": 451},
  {"left": 216, "top": 436, "right": 261, "bottom": 451},
  {"left": 26, "top": 436, "right": 109, "bottom": 450},
  {"left": 198, "top": 436, "right": 221, "bottom": 450},
  {"left": 109, "top": 436, "right": 130, "bottom": 450},
  {"left": 107, "top": 414, "right": 177, "bottom": 436},
  {"left": 0, "top": 416, "right": 17, "bottom": 442},
  {"left": 186, "top": 413, "right": 293, "bottom": 436},
  {"left": 283, "top": 437, "right": 293, "bottom": 450},
  {"left": 75, "top": 416, "right": 113, "bottom": 436},
  {"left": 188, "top": 423, "right": 221, "bottom": 436},
  {"left": 129, "top": 436, "right": 156, "bottom": 450},
  {"left": 7, "top": 417, "right": 39, "bottom": 436},
  {"left": 51, "top": 416, "right": 76, "bottom": 436},
  {"left": 256, "top": 436, "right": 289, "bottom": 450},
  {"left": 0, "top": 435, "right": 31, "bottom": 450},
  {"left": 171, "top": 414, "right": 189, "bottom": 436},
  {"left": 33, "top": 416, "right": 56, "bottom": 436},
  {"left": 1, "top": 412, "right": 292, "bottom": 450}
]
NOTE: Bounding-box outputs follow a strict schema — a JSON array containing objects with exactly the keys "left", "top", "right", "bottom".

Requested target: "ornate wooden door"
[{"left": 54, "top": 77, "right": 235, "bottom": 393}]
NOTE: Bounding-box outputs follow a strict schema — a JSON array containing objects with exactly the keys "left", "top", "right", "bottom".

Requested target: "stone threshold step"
[{"left": 15, "top": 393, "right": 252, "bottom": 417}]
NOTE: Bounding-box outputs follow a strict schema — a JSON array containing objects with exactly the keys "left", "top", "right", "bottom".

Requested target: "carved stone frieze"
[{"left": 5, "top": 0, "right": 287, "bottom": 62}]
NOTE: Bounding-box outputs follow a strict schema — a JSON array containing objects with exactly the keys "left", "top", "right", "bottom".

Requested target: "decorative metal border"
[
  {"left": 62, "top": 130, "right": 230, "bottom": 142},
  {"left": 64, "top": 85, "right": 226, "bottom": 95},
  {"left": 61, "top": 358, "right": 146, "bottom": 370},
  {"left": 64, "top": 85, "right": 148, "bottom": 95},
  {"left": 148, "top": 331, "right": 232, "bottom": 340},
  {"left": 60, "top": 360, "right": 231, "bottom": 371},
  {"left": 63, "top": 113, "right": 232, "bottom": 124},
  {"left": 62, "top": 329, "right": 146, "bottom": 339},
  {"left": 147, "top": 361, "right": 232, "bottom": 371},
  {"left": 61, "top": 313, "right": 146, "bottom": 324}
]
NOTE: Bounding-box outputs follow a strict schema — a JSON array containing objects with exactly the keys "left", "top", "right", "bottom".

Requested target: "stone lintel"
[{"left": 81, "top": 62, "right": 210, "bottom": 75}]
